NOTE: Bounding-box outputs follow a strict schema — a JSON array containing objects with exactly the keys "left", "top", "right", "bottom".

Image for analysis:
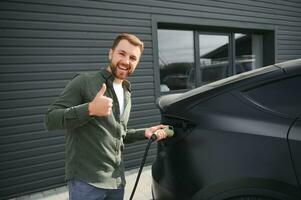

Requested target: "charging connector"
[{"left": 150, "top": 125, "right": 175, "bottom": 141}]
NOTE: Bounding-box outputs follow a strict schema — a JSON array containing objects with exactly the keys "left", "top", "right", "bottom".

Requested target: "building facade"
[{"left": 1, "top": 0, "right": 301, "bottom": 199}]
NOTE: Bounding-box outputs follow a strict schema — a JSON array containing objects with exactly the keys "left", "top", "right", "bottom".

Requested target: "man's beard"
[{"left": 109, "top": 62, "right": 133, "bottom": 80}]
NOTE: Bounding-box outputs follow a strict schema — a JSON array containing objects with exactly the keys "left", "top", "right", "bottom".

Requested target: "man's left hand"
[{"left": 145, "top": 124, "right": 168, "bottom": 141}]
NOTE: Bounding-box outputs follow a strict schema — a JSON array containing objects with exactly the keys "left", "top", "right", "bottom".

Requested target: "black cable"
[{"left": 129, "top": 135, "right": 157, "bottom": 200}]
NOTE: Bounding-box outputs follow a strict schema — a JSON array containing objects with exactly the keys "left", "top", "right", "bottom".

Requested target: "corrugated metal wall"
[{"left": 0, "top": 0, "right": 301, "bottom": 199}]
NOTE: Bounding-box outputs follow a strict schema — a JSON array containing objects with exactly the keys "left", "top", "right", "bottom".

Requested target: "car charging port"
[{"left": 160, "top": 114, "right": 195, "bottom": 145}]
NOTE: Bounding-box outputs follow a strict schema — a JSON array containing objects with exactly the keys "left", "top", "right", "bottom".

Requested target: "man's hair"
[{"left": 111, "top": 33, "right": 144, "bottom": 53}]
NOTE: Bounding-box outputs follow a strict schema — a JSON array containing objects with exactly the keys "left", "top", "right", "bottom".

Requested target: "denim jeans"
[{"left": 68, "top": 179, "right": 124, "bottom": 200}]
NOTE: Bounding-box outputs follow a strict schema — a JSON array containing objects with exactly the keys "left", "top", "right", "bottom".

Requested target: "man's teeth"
[{"left": 118, "top": 66, "right": 127, "bottom": 70}]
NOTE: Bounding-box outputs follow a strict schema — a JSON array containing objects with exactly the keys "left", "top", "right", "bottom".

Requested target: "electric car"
[{"left": 152, "top": 59, "right": 301, "bottom": 200}]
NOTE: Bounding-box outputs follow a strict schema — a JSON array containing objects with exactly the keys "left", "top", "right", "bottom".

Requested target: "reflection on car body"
[
  {"left": 152, "top": 59, "right": 301, "bottom": 200},
  {"left": 160, "top": 55, "right": 256, "bottom": 92}
]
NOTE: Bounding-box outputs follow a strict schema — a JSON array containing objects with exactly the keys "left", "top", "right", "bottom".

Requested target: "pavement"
[{"left": 8, "top": 165, "right": 153, "bottom": 200}]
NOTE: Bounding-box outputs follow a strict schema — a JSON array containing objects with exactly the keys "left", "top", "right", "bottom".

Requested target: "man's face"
[{"left": 109, "top": 39, "right": 142, "bottom": 80}]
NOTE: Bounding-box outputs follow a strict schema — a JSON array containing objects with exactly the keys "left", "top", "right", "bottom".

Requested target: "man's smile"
[{"left": 117, "top": 65, "right": 129, "bottom": 71}]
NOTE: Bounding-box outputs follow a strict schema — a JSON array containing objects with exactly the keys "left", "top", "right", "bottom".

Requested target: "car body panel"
[
  {"left": 288, "top": 119, "right": 301, "bottom": 189},
  {"left": 152, "top": 59, "right": 301, "bottom": 199}
]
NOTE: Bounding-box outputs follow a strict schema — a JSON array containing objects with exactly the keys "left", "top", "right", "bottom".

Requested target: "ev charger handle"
[{"left": 151, "top": 125, "right": 174, "bottom": 141}]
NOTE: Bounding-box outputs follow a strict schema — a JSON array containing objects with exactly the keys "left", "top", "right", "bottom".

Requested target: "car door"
[
  {"left": 243, "top": 74, "right": 301, "bottom": 190},
  {"left": 288, "top": 118, "right": 301, "bottom": 189}
]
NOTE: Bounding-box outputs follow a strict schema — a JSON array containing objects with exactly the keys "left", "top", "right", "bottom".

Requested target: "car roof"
[{"left": 275, "top": 58, "right": 301, "bottom": 74}]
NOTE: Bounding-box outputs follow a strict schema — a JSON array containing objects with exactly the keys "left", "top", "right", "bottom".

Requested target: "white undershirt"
[{"left": 113, "top": 82, "right": 125, "bottom": 117}]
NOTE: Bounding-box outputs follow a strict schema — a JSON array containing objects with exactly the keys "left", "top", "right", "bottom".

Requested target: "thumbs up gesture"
[{"left": 88, "top": 84, "right": 113, "bottom": 116}]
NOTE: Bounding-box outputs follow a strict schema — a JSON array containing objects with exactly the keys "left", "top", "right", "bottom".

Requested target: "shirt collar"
[{"left": 100, "top": 68, "right": 131, "bottom": 92}]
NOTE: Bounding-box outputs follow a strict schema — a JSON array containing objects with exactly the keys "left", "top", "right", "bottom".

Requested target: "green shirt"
[{"left": 45, "top": 69, "right": 146, "bottom": 189}]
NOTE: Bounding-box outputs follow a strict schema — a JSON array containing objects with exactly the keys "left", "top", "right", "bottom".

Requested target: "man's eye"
[{"left": 130, "top": 57, "right": 137, "bottom": 61}]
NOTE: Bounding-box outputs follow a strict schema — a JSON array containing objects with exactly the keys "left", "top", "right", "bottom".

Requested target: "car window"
[{"left": 243, "top": 75, "right": 301, "bottom": 117}]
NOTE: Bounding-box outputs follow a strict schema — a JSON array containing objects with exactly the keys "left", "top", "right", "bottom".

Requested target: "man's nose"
[{"left": 121, "top": 56, "right": 130, "bottom": 65}]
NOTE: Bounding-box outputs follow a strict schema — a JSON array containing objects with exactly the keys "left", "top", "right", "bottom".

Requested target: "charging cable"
[{"left": 129, "top": 126, "right": 174, "bottom": 200}]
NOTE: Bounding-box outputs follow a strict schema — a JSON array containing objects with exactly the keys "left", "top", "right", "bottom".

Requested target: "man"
[{"left": 45, "top": 33, "right": 167, "bottom": 200}]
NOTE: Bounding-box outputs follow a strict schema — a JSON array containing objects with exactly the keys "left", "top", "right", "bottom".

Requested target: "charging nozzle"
[{"left": 151, "top": 125, "right": 174, "bottom": 141}]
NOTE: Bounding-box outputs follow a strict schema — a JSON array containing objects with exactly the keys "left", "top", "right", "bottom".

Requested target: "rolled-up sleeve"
[{"left": 124, "top": 128, "right": 146, "bottom": 143}]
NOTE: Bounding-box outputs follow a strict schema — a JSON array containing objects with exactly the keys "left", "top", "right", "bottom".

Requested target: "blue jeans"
[{"left": 68, "top": 179, "right": 124, "bottom": 200}]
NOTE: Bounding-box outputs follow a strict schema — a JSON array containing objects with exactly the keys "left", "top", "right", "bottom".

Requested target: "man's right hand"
[{"left": 88, "top": 84, "right": 113, "bottom": 116}]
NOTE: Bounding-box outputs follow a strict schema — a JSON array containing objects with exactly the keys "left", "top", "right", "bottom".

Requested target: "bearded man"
[{"left": 45, "top": 33, "right": 167, "bottom": 200}]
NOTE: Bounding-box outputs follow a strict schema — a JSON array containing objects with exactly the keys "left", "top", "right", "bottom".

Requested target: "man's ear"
[{"left": 108, "top": 48, "right": 113, "bottom": 60}]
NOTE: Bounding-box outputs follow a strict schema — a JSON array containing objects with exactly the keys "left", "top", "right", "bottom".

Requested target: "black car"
[{"left": 152, "top": 59, "right": 301, "bottom": 200}]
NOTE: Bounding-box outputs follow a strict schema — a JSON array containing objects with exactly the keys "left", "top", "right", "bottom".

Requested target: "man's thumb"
[{"left": 98, "top": 83, "right": 107, "bottom": 96}]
